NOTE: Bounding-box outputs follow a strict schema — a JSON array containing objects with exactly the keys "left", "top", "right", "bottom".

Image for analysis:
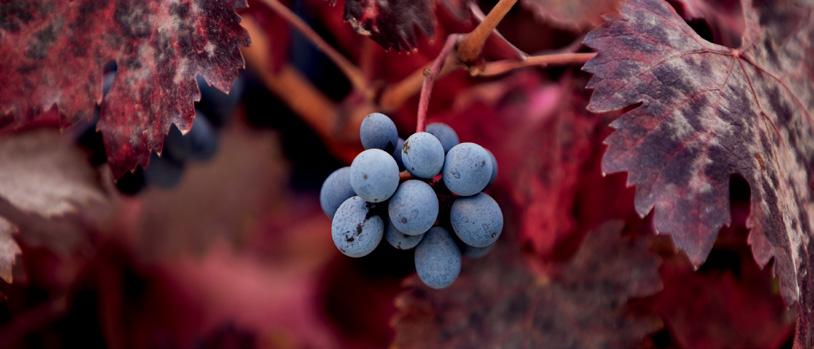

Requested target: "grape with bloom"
[{"left": 319, "top": 112, "right": 503, "bottom": 288}]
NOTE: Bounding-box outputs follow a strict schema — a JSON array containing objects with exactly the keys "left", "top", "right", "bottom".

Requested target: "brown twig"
[
  {"left": 468, "top": 2, "right": 527, "bottom": 59},
  {"left": 244, "top": 17, "right": 366, "bottom": 163},
  {"left": 456, "top": 0, "right": 517, "bottom": 63},
  {"left": 416, "top": 35, "right": 461, "bottom": 132},
  {"left": 252, "top": 0, "right": 593, "bottom": 145},
  {"left": 381, "top": 0, "right": 525, "bottom": 111},
  {"left": 243, "top": 17, "right": 344, "bottom": 141},
  {"left": 474, "top": 52, "right": 597, "bottom": 77},
  {"left": 379, "top": 64, "right": 429, "bottom": 111},
  {"left": 407, "top": 44, "right": 593, "bottom": 130},
  {"left": 258, "top": 0, "right": 370, "bottom": 96},
  {"left": 413, "top": 0, "right": 518, "bottom": 130}
]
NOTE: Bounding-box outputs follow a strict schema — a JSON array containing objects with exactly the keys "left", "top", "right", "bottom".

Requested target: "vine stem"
[
  {"left": 415, "top": 0, "right": 516, "bottom": 130},
  {"left": 258, "top": 0, "right": 370, "bottom": 96},
  {"left": 457, "top": 0, "right": 517, "bottom": 63},
  {"left": 379, "top": 0, "right": 523, "bottom": 111},
  {"left": 468, "top": 1, "right": 526, "bottom": 59},
  {"left": 474, "top": 52, "right": 596, "bottom": 76},
  {"left": 416, "top": 35, "right": 461, "bottom": 132}
]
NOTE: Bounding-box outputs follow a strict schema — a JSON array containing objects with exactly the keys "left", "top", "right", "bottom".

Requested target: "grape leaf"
[
  {"left": 519, "top": 0, "right": 621, "bottom": 30},
  {"left": 652, "top": 257, "right": 792, "bottom": 348},
  {"left": 0, "top": 129, "right": 108, "bottom": 276},
  {"left": 341, "top": 0, "right": 435, "bottom": 51},
  {"left": 674, "top": 0, "right": 745, "bottom": 48},
  {"left": 0, "top": 0, "right": 250, "bottom": 177},
  {"left": 583, "top": 0, "right": 814, "bottom": 327},
  {"left": 0, "top": 130, "right": 106, "bottom": 218},
  {"left": 392, "top": 221, "right": 662, "bottom": 348},
  {"left": 0, "top": 217, "right": 20, "bottom": 283},
  {"left": 431, "top": 74, "right": 610, "bottom": 258}
]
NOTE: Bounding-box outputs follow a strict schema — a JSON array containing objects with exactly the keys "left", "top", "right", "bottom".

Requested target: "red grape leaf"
[
  {"left": 341, "top": 0, "right": 436, "bottom": 51},
  {"left": 583, "top": 0, "right": 814, "bottom": 326},
  {"left": 519, "top": 0, "right": 621, "bottom": 30},
  {"left": 673, "top": 0, "right": 745, "bottom": 48},
  {"left": 0, "top": 0, "right": 250, "bottom": 177},
  {"left": 392, "top": 221, "right": 662, "bottom": 348},
  {"left": 0, "top": 217, "right": 20, "bottom": 283},
  {"left": 431, "top": 74, "right": 610, "bottom": 258},
  {"left": 652, "top": 257, "right": 792, "bottom": 348}
]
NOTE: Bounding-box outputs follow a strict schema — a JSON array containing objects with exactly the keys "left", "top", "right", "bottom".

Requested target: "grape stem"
[
  {"left": 250, "top": 0, "right": 594, "bottom": 152},
  {"left": 243, "top": 16, "right": 363, "bottom": 162},
  {"left": 416, "top": 35, "right": 461, "bottom": 132},
  {"left": 457, "top": 0, "right": 518, "bottom": 63},
  {"left": 473, "top": 52, "right": 596, "bottom": 76},
  {"left": 380, "top": 0, "right": 522, "bottom": 111},
  {"left": 467, "top": 1, "right": 526, "bottom": 59},
  {"left": 413, "top": 0, "right": 595, "bottom": 132},
  {"left": 258, "top": 0, "right": 371, "bottom": 98},
  {"left": 415, "top": 0, "right": 517, "bottom": 132}
]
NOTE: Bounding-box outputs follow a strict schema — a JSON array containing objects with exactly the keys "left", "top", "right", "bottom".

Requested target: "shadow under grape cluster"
[{"left": 320, "top": 113, "right": 503, "bottom": 289}]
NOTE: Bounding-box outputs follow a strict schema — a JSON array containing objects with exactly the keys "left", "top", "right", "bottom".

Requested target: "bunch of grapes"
[{"left": 320, "top": 113, "right": 503, "bottom": 289}]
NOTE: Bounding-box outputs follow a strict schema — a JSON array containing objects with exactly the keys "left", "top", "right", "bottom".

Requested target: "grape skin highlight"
[
  {"left": 350, "top": 149, "right": 400, "bottom": 203},
  {"left": 443, "top": 142, "right": 493, "bottom": 196},
  {"left": 401, "top": 132, "right": 445, "bottom": 179},
  {"left": 450, "top": 193, "right": 504, "bottom": 248},
  {"left": 388, "top": 179, "right": 439, "bottom": 236},
  {"left": 360, "top": 112, "right": 399, "bottom": 151}
]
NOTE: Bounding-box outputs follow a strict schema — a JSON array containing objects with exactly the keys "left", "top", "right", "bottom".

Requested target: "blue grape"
[
  {"left": 426, "top": 122, "right": 459, "bottom": 153},
  {"left": 385, "top": 222, "right": 424, "bottom": 250},
  {"left": 350, "top": 149, "right": 400, "bottom": 203},
  {"left": 401, "top": 132, "right": 444, "bottom": 178},
  {"left": 115, "top": 167, "right": 146, "bottom": 196},
  {"left": 442, "top": 143, "right": 493, "bottom": 196},
  {"left": 320, "top": 167, "right": 356, "bottom": 218},
  {"left": 392, "top": 138, "right": 405, "bottom": 170},
  {"left": 388, "top": 180, "right": 438, "bottom": 235},
  {"left": 415, "top": 227, "right": 461, "bottom": 289},
  {"left": 450, "top": 193, "right": 503, "bottom": 248},
  {"left": 102, "top": 70, "right": 116, "bottom": 96},
  {"left": 145, "top": 152, "right": 185, "bottom": 189},
  {"left": 331, "top": 196, "right": 384, "bottom": 257},
  {"left": 165, "top": 113, "right": 218, "bottom": 161},
  {"left": 463, "top": 242, "right": 494, "bottom": 258},
  {"left": 196, "top": 75, "right": 243, "bottom": 125},
  {"left": 486, "top": 149, "right": 498, "bottom": 185},
  {"left": 360, "top": 112, "right": 399, "bottom": 151}
]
